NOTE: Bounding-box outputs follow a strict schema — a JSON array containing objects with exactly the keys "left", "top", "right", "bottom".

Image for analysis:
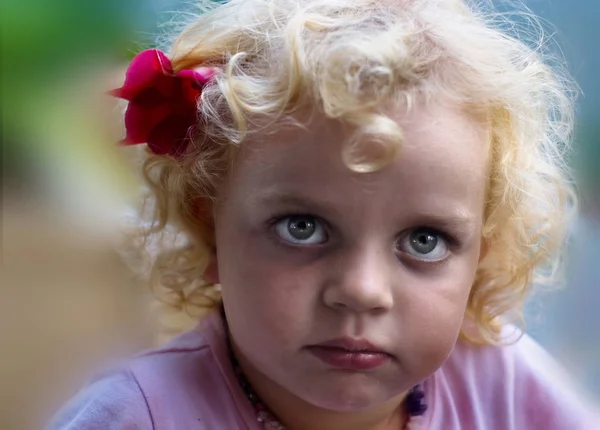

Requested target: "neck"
[
  {"left": 233, "top": 345, "right": 408, "bottom": 430},
  {"left": 274, "top": 389, "right": 407, "bottom": 430}
]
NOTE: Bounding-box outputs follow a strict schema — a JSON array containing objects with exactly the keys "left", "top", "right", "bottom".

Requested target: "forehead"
[{"left": 229, "top": 102, "right": 490, "bottom": 214}]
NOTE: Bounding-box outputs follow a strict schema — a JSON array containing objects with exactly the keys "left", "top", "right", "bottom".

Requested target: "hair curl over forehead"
[{"left": 131, "top": 0, "right": 577, "bottom": 344}]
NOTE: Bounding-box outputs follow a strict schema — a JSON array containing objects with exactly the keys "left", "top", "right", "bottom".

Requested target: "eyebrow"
[
  {"left": 251, "top": 189, "right": 345, "bottom": 218},
  {"left": 251, "top": 188, "right": 478, "bottom": 234},
  {"left": 408, "top": 211, "right": 478, "bottom": 236}
]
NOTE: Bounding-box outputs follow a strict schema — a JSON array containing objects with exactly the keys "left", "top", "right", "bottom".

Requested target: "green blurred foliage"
[
  {"left": 1, "top": 0, "right": 151, "bottom": 190},
  {"left": 1, "top": 0, "right": 148, "bottom": 109},
  {"left": 2, "top": 0, "right": 148, "bottom": 66}
]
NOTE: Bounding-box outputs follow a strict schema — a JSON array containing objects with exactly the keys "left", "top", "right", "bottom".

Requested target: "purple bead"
[{"left": 406, "top": 385, "right": 428, "bottom": 416}]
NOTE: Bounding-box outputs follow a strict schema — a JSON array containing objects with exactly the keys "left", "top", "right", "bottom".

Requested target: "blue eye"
[
  {"left": 274, "top": 216, "right": 328, "bottom": 245},
  {"left": 397, "top": 228, "right": 449, "bottom": 261}
]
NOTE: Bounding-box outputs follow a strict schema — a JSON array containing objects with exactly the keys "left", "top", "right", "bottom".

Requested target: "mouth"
[{"left": 306, "top": 338, "right": 392, "bottom": 371}]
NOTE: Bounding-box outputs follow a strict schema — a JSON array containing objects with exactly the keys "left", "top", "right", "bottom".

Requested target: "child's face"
[{"left": 212, "top": 102, "right": 489, "bottom": 411}]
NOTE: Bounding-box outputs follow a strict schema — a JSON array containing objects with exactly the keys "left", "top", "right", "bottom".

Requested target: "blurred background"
[{"left": 1, "top": 0, "right": 598, "bottom": 428}]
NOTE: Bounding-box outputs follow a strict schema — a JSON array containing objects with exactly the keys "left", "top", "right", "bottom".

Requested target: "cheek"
[
  {"left": 396, "top": 262, "right": 477, "bottom": 368},
  {"left": 216, "top": 229, "right": 320, "bottom": 348}
]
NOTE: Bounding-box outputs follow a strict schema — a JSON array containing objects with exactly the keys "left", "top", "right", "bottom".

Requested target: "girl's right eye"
[{"left": 273, "top": 215, "right": 328, "bottom": 245}]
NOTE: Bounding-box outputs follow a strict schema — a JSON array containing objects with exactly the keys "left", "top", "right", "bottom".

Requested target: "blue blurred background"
[{"left": 1, "top": 1, "right": 598, "bottom": 428}]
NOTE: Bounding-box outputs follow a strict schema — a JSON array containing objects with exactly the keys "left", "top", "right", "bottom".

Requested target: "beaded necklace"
[{"left": 221, "top": 311, "right": 427, "bottom": 429}]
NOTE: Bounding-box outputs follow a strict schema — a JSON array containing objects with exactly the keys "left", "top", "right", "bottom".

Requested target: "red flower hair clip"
[{"left": 110, "top": 49, "right": 218, "bottom": 158}]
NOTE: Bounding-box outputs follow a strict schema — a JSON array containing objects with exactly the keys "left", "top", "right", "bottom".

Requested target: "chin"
[
  {"left": 309, "top": 393, "right": 384, "bottom": 412},
  {"left": 300, "top": 379, "right": 390, "bottom": 412}
]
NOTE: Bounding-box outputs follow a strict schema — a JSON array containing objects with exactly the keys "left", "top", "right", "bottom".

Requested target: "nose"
[{"left": 322, "top": 243, "right": 395, "bottom": 314}]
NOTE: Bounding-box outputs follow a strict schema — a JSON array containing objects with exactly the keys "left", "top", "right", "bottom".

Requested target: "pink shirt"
[{"left": 50, "top": 311, "right": 599, "bottom": 429}]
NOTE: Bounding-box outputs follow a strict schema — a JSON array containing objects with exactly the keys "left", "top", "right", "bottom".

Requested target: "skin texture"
[{"left": 207, "top": 101, "right": 490, "bottom": 430}]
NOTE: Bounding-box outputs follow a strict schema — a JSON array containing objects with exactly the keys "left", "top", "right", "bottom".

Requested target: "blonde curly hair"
[{"left": 129, "top": 0, "right": 577, "bottom": 344}]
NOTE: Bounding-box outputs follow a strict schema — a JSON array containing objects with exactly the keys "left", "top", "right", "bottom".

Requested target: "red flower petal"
[
  {"left": 131, "top": 87, "right": 168, "bottom": 108},
  {"left": 123, "top": 101, "right": 172, "bottom": 144},
  {"left": 117, "top": 50, "right": 174, "bottom": 99},
  {"left": 178, "top": 68, "right": 217, "bottom": 87},
  {"left": 146, "top": 115, "right": 196, "bottom": 157},
  {"left": 107, "top": 87, "right": 136, "bottom": 101},
  {"left": 109, "top": 49, "right": 217, "bottom": 157},
  {"left": 170, "top": 79, "right": 201, "bottom": 116}
]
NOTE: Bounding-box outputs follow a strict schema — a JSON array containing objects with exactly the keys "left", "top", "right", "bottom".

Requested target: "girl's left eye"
[
  {"left": 274, "top": 215, "right": 328, "bottom": 245},
  {"left": 396, "top": 228, "right": 449, "bottom": 262}
]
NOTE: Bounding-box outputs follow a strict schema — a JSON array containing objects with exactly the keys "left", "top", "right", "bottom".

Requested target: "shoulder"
[
  {"left": 48, "top": 311, "right": 256, "bottom": 430},
  {"left": 431, "top": 327, "right": 600, "bottom": 429},
  {"left": 47, "top": 369, "right": 152, "bottom": 430}
]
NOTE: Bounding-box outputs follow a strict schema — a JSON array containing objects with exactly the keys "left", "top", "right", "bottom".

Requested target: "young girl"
[{"left": 50, "top": 0, "right": 599, "bottom": 428}]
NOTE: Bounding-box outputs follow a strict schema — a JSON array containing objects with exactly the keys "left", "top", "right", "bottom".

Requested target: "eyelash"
[
  {"left": 266, "top": 212, "right": 329, "bottom": 236},
  {"left": 396, "top": 228, "right": 460, "bottom": 266},
  {"left": 265, "top": 212, "right": 461, "bottom": 255},
  {"left": 419, "top": 229, "right": 460, "bottom": 248}
]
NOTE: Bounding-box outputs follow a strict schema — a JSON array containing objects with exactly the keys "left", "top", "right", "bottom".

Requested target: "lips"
[{"left": 306, "top": 338, "right": 392, "bottom": 371}]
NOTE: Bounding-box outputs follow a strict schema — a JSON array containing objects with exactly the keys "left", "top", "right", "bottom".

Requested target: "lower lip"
[{"left": 307, "top": 346, "right": 391, "bottom": 370}]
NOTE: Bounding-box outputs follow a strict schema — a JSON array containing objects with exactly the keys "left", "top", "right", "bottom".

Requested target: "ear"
[{"left": 203, "top": 252, "right": 220, "bottom": 285}]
